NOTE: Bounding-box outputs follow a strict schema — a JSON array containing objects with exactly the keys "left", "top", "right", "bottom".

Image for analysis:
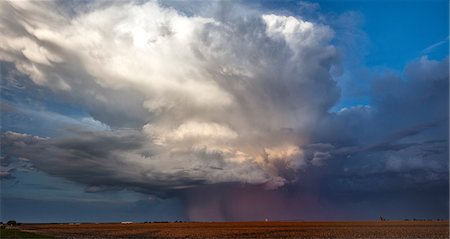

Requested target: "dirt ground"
[{"left": 19, "top": 221, "right": 449, "bottom": 239}]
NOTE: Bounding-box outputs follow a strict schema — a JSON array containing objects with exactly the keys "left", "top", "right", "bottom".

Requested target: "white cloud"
[
  {"left": 262, "top": 14, "right": 332, "bottom": 49},
  {"left": 0, "top": 0, "right": 341, "bottom": 189}
]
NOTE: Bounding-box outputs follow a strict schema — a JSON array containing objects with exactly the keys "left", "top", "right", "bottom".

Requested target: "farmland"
[{"left": 8, "top": 221, "right": 449, "bottom": 239}]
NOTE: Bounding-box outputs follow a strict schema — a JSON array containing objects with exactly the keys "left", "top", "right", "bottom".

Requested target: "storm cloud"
[
  {"left": 0, "top": 0, "right": 448, "bottom": 221},
  {"left": 1, "top": 0, "right": 341, "bottom": 191}
]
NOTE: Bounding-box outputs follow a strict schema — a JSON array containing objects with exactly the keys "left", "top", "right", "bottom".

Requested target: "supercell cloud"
[
  {"left": 0, "top": 0, "right": 448, "bottom": 221},
  {"left": 1, "top": 0, "right": 340, "bottom": 192}
]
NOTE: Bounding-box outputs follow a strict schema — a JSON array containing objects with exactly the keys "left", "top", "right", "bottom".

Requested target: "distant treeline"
[
  {"left": 379, "top": 217, "right": 446, "bottom": 222},
  {"left": 143, "top": 221, "right": 185, "bottom": 223},
  {"left": 404, "top": 219, "right": 445, "bottom": 221}
]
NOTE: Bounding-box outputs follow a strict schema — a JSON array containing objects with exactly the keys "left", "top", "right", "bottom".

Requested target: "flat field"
[{"left": 13, "top": 221, "right": 449, "bottom": 239}]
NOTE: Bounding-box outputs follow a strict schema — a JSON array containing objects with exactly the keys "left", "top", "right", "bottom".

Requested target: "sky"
[{"left": 0, "top": 0, "right": 448, "bottom": 222}]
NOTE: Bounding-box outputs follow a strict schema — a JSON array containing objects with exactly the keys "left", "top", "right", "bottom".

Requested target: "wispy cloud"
[{"left": 421, "top": 36, "right": 449, "bottom": 55}]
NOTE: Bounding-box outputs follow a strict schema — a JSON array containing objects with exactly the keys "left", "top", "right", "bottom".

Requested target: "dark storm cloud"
[
  {"left": 307, "top": 56, "right": 448, "bottom": 151},
  {"left": 312, "top": 118, "right": 448, "bottom": 157},
  {"left": 1, "top": 130, "right": 188, "bottom": 195},
  {"left": 1, "top": 130, "right": 267, "bottom": 196},
  {"left": 283, "top": 56, "right": 448, "bottom": 220}
]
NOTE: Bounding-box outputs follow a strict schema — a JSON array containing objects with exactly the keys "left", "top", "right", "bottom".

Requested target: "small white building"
[{"left": 121, "top": 221, "right": 133, "bottom": 224}]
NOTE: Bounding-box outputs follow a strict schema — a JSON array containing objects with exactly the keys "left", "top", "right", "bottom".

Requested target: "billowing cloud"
[
  {"left": 0, "top": 0, "right": 448, "bottom": 222},
  {"left": 0, "top": 0, "right": 340, "bottom": 192}
]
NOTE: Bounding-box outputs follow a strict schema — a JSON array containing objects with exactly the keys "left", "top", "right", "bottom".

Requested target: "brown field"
[{"left": 17, "top": 221, "right": 449, "bottom": 239}]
